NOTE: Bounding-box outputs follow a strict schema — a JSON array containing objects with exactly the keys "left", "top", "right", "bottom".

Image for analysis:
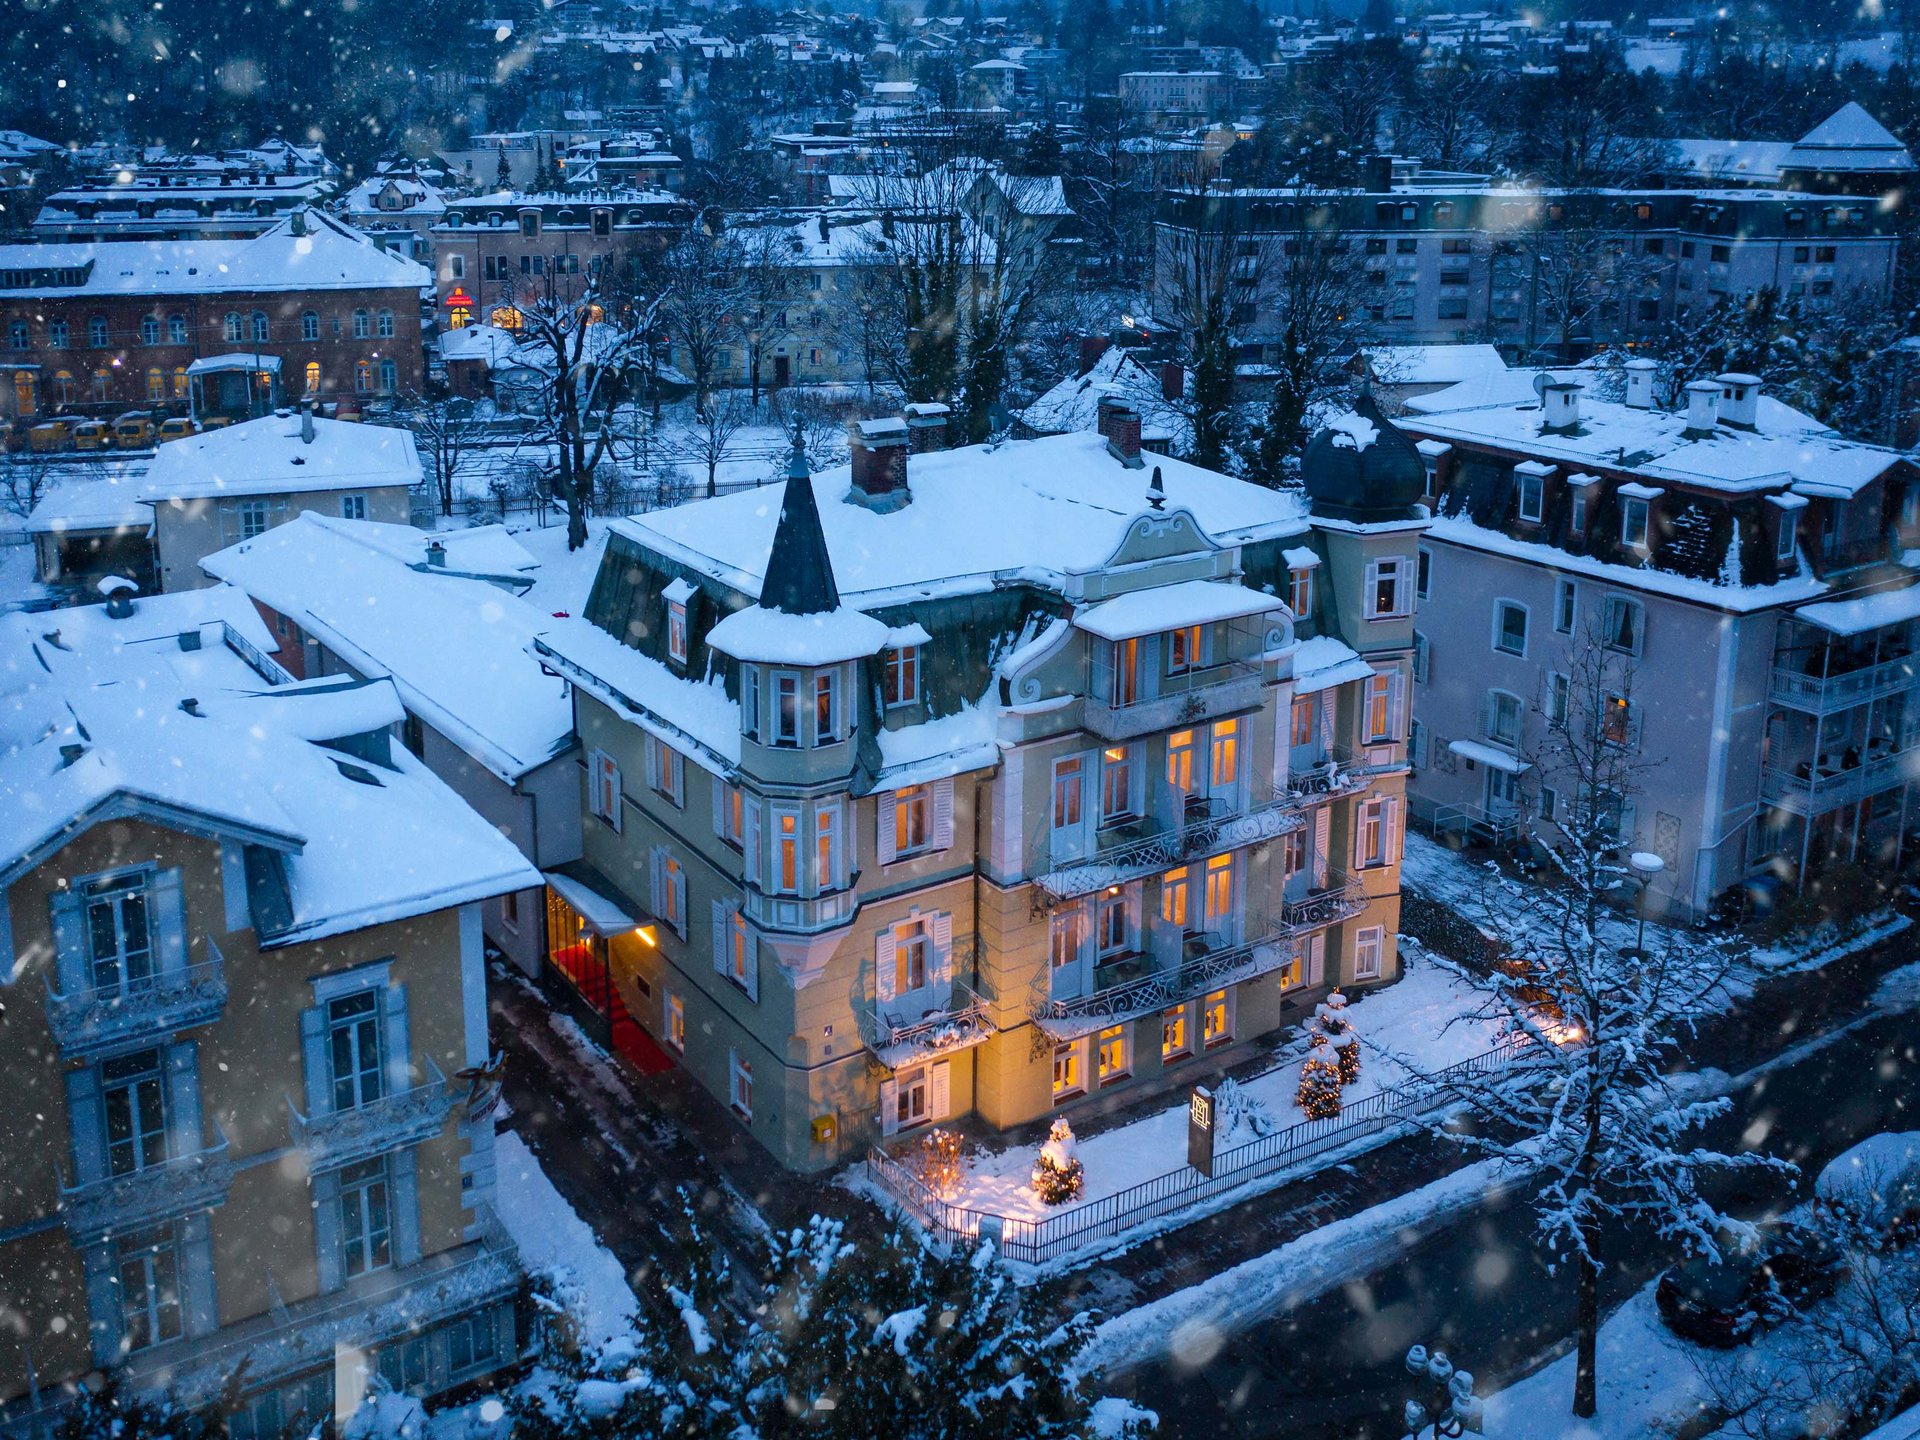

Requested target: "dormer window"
[
  {"left": 773, "top": 673, "right": 800, "bottom": 747},
  {"left": 1364, "top": 556, "right": 1411, "bottom": 620},
  {"left": 1776, "top": 514, "right": 1798, "bottom": 561},
  {"left": 1290, "top": 564, "right": 1315, "bottom": 619},
  {"left": 667, "top": 603, "right": 687, "bottom": 663},
  {"left": 883, "top": 645, "right": 920, "bottom": 707},
  {"left": 1516, "top": 466, "right": 1546, "bottom": 523},
  {"left": 1621, "top": 496, "right": 1650, "bottom": 549}
]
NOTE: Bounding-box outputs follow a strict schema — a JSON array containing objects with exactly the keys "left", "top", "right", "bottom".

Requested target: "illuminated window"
[
  {"left": 1365, "top": 672, "right": 1395, "bottom": 741},
  {"left": 1167, "top": 728, "right": 1196, "bottom": 792},
  {"left": 1289, "top": 564, "right": 1314, "bottom": 618},
  {"left": 883, "top": 645, "right": 919, "bottom": 706},
  {"left": 1052, "top": 756, "right": 1083, "bottom": 830},
  {"left": 1291, "top": 698, "right": 1316, "bottom": 747},
  {"left": 665, "top": 994, "right": 685, "bottom": 1052},
  {"left": 1203, "top": 854, "right": 1235, "bottom": 929},
  {"left": 1203, "top": 989, "right": 1233, "bottom": 1048},
  {"left": 145, "top": 368, "right": 165, "bottom": 402},
  {"left": 726, "top": 910, "right": 752, "bottom": 988},
  {"left": 1161, "top": 866, "right": 1190, "bottom": 929},
  {"left": 1097, "top": 1024, "right": 1131, "bottom": 1084},
  {"left": 814, "top": 805, "right": 839, "bottom": 888},
  {"left": 893, "top": 918, "right": 930, "bottom": 995},
  {"left": 666, "top": 602, "right": 687, "bottom": 663},
  {"left": 729, "top": 1050, "right": 752, "bottom": 1118},
  {"left": 1099, "top": 745, "right": 1136, "bottom": 822},
  {"left": 774, "top": 809, "right": 800, "bottom": 894},
  {"left": 1051, "top": 1040, "right": 1085, "bottom": 1099},
  {"left": 1209, "top": 718, "right": 1240, "bottom": 789},
  {"left": 1167, "top": 624, "right": 1203, "bottom": 675},
  {"left": 171, "top": 366, "right": 188, "bottom": 400},
  {"left": 1161, "top": 1007, "right": 1189, "bottom": 1061},
  {"left": 893, "top": 784, "right": 933, "bottom": 856}
]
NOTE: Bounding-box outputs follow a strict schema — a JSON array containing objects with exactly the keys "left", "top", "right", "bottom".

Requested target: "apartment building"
[
  {"left": 531, "top": 399, "right": 1422, "bottom": 1172},
  {"left": 1396, "top": 365, "right": 1920, "bottom": 918},
  {"left": 1153, "top": 175, "right": 1899, "bottom": 358},
  {"left": 0, "top": 211, "right": 429, "bottom": 424},
  {"left": 0, "top": 588, "right": 536, "bottom": 1437},
  {"left": 427, "top": 190, "right": 693, "bottom": 330}
]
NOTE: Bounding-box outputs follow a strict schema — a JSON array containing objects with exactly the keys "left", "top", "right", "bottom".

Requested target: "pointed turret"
[{"left": 759, "top": 422, "right": 841, "bottom": 615}]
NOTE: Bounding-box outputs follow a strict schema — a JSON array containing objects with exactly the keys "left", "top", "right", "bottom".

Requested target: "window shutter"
[
  {"left": 876, "top": 792, "right": 899, "bottom": 866},
  {"left": 312, "top": 1167, "right": 344, "bottom": 1293},
  {"left": 671, "top": 750, "right": 685, "bottom": 803},
  {"left": 644, "top": 737, "right": 660, "bottom": 793},
  {"left": 299, "top": 1005, "right": 329, "bottom": 1114},
  {"left": 710, "top": 774, "right": 725, "bottom": 837},
  {"left": 164, "top": 1041, "right": 203, "bottom": 1153},
  {"left": 711, "top": 899, "right": 728, "bottom": 977},
  {"left": 1388, "top": 672, "right": 1406, "bottom": 741},
  {"left": 875, "top": 928, "right": 897, "bottom": 1004},
  {"left": 151, "top": 866, "right": 189, "bottom": 978},
  {"left": 49, "top": 886, "right": 86, "bottom": 995},
  {"left": 1307, "top": 932, "right": 1325, "bottom": 986},
  {"left": 1318, "top": 693, "right": 1335, "bottom": 750},
  {"left": 931, "top": 911, "right": 955, "bottom": 993},
  {"left": 1386, "top": 796, "right": 1403, "bottom": 864},
  {"left": 1353, "top": 805, "right": 1367, "bottom": 870},
  {"left": 607, "top": 757, "right": 623, "bottom": 833},
  {"left": 672, "top": 866, "right": 687, "bottom": 936},
  {"left": 381, "top": 982, "right": 413, "bottom": 1092},
  {"left": 743, "top": 804, "right": 761, "bottom": 887},
  {"left": 1312, "top": 806, "right": 1331, "bottom": 887},
  {"left": 932, "top": 778, "right": 955, "bottom": 851},
  {"left": 64, "top": 1066, "right": 106, "bottom": 1185},
  {"left": 929, "top": 1060, "right": 951, "bottom": 1121},
  {"left": 741, "top": 927, "right": 758, "bottom": 1003},
  {"left": 389, "top": 1149, "right": 422, "bottom": 1266},
  {"left": 879, "top": 1078, "right": 900, "bottom": 1136},
  {"left": 647, "top": 847, "right": 662, "bottom": 915}
]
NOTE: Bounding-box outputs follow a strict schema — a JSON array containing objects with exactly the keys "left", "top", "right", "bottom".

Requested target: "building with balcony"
[
  {"left": 1396, "top": 365, "right": 1920, "bottom": 917},
  {"left": 0, "top": 587, "right": 538, "bottom": 1436},
  {"left": 530, "top": 397, "right": 1420, "bottom": 1172}
]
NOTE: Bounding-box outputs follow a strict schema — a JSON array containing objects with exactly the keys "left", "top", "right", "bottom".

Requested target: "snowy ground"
[
  {"left": 502, "top": 518, "right": 613, "bottom": 616},
  {"left": 936, "top": 946, "right": 1505, "bottom": 1227},
  {"left": 494, "top": 1130, "right": 639, "bottom": 1356}
]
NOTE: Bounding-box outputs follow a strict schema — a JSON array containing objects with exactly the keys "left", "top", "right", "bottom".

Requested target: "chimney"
[
  {"left": 1623, "top": 357, "right": 1656, "bottom": 410},
  {"left": 1097, "top": 396, "right": 1144, "bottom": 468},
  {"left": 1540, "top": 380, "right": 1582, "bottom": 434},
  {"left": 1079, "top": 334, "right": 1111, "bottom": 376},
  {"left": 300, "top": 401, "right": 315, "bottom": 444},
  {"left": 818, "top": 214, "right": 829, "bottom": 244},
  {"left": 848, "top": 416, "right": 910, "bottom": 510},
  {"left": 879, "top": 209, "right": 895, "bottom": 239},
  {"left": 100, "top": 576, "right": 137, "bottom": 618},
  {"left": 426, "top": 539, "right": 447, "bottom": 566},
  {"left": 1364, "top": 153, "right": 1394, "bottom": 193},
  {"left": 903, "top": 401, "right": 950, "bottom": 453},
  {"left": 1715, "top": 372, "right": 1760, "bottom": 430},
  {"left": 1160, "top": 361, "right": 1184, "bottom": 402},
  {"left": 1683, "top": 378, "right": 1721, "bottom": 438}
]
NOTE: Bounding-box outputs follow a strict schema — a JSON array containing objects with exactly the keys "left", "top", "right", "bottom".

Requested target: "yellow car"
[
  {"left": 29, "top": 419, "right": 71, "bottom": 452},
  {"left": 72, "top": 420, "right": 112, "bottom": 451},
  {"left": 112, "top": 414, "right": 155, "bottom": 449},
  {"left": 156, "top": 416, "right": 196, "bottom": 444}
]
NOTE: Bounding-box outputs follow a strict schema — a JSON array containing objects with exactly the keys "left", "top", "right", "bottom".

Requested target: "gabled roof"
[{"left": 140, "top": 413, "right": 423, "bottom": 501}]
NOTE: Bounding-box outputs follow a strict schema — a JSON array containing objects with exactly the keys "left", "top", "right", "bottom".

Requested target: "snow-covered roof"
[
  {"left": 200, "top": 514, "right": 571, "bottom": 783},
  {"left": 1448, "top": 738, "right": 1528, "bottom": 773},
  {"left": 1666, "top": 138, "right": 1793, "bottom": 185},
  {"left": 1364, "top": 345, "right": 1510, "bottom": 387},
  {"left": 0, "top": 599, "right": 538, "bottom": 941},
  {"left": 1786, "top": 102, "right": 1916, "bottom": 174},
  {"left": 1794, "top": 585, "right": 1920, "bottom": 636},
  {"left": 0, "top": 210, "right": 429, "bottom": 298},
  {"left": 140, "top": 413, "right": 423, "bottom": 502},
  {"left": 535, "top": 617, "right": 742, "bottom": 773},
  {"left": 440, "top": 324, "right": 523, "bottom": 367},
  {"left": 1073, "top": 579, "right": 1280, "bottom": 641},
  {"left": 27, "top": 469, "right": 154, "bottom": 534},
  {"left": 613, "top": 431, "right": 1311, "bottom": 608},
  {"left": 1291, "top": 634, "right": 1374, "bottom": 695},
  {"left": 1401, "top": 387, "right": 1895, "bottom": 499},
  {"left": 705, "top": 603, "right": 891, "bottom": 664},
  {"left": 1015, "top": 346, "right": 1190, "bottom": 450}
]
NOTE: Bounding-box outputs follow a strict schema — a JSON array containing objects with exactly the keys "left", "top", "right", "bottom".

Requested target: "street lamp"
[
  {"left": 1403, "top": 1345, "right": 1484, "bottom": 1438},
  {"left": 1627, "top": 851, "right": 1666, "bottom": 959}
]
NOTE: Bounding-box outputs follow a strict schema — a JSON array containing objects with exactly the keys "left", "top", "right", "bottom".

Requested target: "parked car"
[
  {"left": 1655, "top": 1221, "right": 1847, "bottom": 1347},
  {"left": 1816, "top": 1132, "right": 1920, "bottom": 1250}
]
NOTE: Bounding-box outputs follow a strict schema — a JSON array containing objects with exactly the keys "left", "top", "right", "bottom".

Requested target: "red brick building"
[{"left": 0, "top": 209, "right": 430, "bottom": 423}]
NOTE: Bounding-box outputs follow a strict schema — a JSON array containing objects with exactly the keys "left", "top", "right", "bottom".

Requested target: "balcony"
[
  {"left": 1031, "top": 916, "right": 1299, "bottom": 1036},
  {"left": 288, "top": 1057, "right": 456, "bottom": 1172},
  {"left": 1759, "top": 741, "right": 1920, "bottom": 815},
  {"left": 1768, "top": 655, "right": 1920, "bottom": 715},
  {"left": 61, "top": 1130, "right": 236, "bottom": 1244},
  {"left": 45, "top": 951, "right": 228, "bottom": 1060},
  {"left": 1036, "top": 794, "right": 1304, "bottom": 901},
  {"left": 1278, "top": 746, "right": 1388, "bottom": 809},
  {"left": 868, "top": 982, "right": 994, "bottom": 1069},
  {"left": 743, "top": 883, "right": 857, "bottom": 935},
  {"left": 1084, "top": 659, "right": 1266, "bottom": 741},
  {"left": 1280, "top": 869, "right": 1370, "bottom": 932}
]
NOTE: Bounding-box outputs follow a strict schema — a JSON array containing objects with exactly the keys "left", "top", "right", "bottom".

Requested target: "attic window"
[
  {"left": 667, "top": 602, "right": 688, "bottom": 664},
  {"left": 333, "top": 758, "right": 384, "bottom": 786}
]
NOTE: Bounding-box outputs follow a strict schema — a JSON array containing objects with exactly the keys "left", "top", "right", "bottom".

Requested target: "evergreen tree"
[
  {"left": 495, "top": 140, "right": 511, "bottom": 190},
  {"left": 1297, "top": 1038, "right": 1343, "bottom": 1119}
]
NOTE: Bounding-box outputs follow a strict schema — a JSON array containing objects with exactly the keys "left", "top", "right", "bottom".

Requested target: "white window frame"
[
  {"left": 1289, "top": 565, "right": 1315, "bottom": 618},
  {"left": 771, "top": 807, "right": 802, "bottom": 895},
  {"left": 1776, "top": 515, "right": 1798, "bottom": 561},
  {"left": 645, "top": 734, "right": 684, "bottom": 807},
  {"left": 236, "top": 499, "right": 272, "bottom": 541},
  {"left": 1602, "top": 596, "right": 1645, "bottom": 657},
  {"left": 741, "top": 665, "right": 760, "bottom": 741},
  {"left": 588, "top": 748, "right": 621, "bottom": 831},
  {"left": 1621, "top": 496, "right": 1650, "bottom": 550},
  {"left": 1364, "top": 556, "right": 1411, "bottom": 620},
  {"left": 1493, "top": 599, "right": 1529, "bottom": 658},
  {"left": 1353, "top": 925, "right": 1384, "bottom": 980},
  {"left": 883, "top": 646, "right": 920, "bottom": 707},
  {"left": 1546, "top": 671, "right": 1571, "bottom": 731},
  {"left": 772, "top": 671, "right": 801, "bottom": 747},
  {"left": 1096, "top": 1023, "right": 1131, "bottom": 1085},
  {"left": 812, "top": 669, "right": 841, "bottom": 744},
  {"left": 1051, "top": 1038, "right": 1087, "bottom": 1101},
  {"left": 728, "top": 1050, "right": 752, "bottom": 1119},
  {"left": 665, "top": 993, "right": 685, "bottom": 1052},
  {"left": 339, "top": 494, "right": 367, "bottom": 522},
  {"left": 1554, "top": 578, "right": 1576, "bottom": 634},
  {"left": 814, "top": 803, "right": 842, "bottom": 890},
  {"left": 667, "top": 603, "right": 687, "bottom": 664},
  {"left": 1485, "top": 690, "right": 1524, "bottom": 749},
  {"left": 1517, "top": 469, "right": 1545, "bottom": 523}
]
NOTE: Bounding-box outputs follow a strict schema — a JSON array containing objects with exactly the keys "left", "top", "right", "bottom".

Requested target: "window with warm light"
[
  {"left": 1203, "top": 989, "right": 1233, "bottom": 1048},
  {"left": 1052, "top": 1040, "right": 1085, "bottom": 1099},
  {"left": 1291, "top": 698, "right": 1316, "bottom": 748},
  {"left": 1209, "top": 718, "right": 1240, "bottom": 790},
  {"left": 893, "top": 918, "right": 930, "bottom": 995},
  {"left": 1161, "top": 867, "right": 1190, "bottom": 929},
  {"left": 1097, "top": 1025, "right": 1131, "bottom": 1084},
  {"left": 883, "top": 646, "right": 919, "bottom": 707},
  {"left": 667, "top": 603, "right": 687, "bottom": 664},
  {"left": 773, "top": 810, "right": 800, "bottom": 894},
  {"left": 1099, "top": 745, "right": 1137, "bottom": 823},
  {"left": 1203, "top": 854, "right": 1234, "bottom": 929},
  {"left": 894, "top": 784, "right": 933, "bottom": 856},
  {"left": 1162, "top": 1007, "right": 1190, "bottom": 1061},
  {"left": 1167, "top": 624, "right": 1204, "bottom": 675},
  {"left": 1167, "top": 729, "right": 1196, "bottom": 793}
]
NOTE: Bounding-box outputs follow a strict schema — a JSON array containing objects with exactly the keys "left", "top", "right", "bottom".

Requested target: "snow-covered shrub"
[
  {"left": 902, "top": 1126, "right": 969, "bottom": 1199},
  {"left": 343, "top": 1389, "right": 427, "bottom": 1440},
  {"left": 1213, "top": 1075, "right": 1277, "bottom": 1142},
  {"left": 1297, "top": 1039, "right": 1343, "bottom": 1120},
  {"left": 1032, "top": 1118, "right": 1085, "bottom": 1205}
]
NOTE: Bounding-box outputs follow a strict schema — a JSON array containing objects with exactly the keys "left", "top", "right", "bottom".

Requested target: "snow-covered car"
[
  {"left": 1654, "top": 1222, "right": 1848, "bottom": 1348},
  {"left": 1816, "top": 1132, "right": 1920, "bottom": 1249}
]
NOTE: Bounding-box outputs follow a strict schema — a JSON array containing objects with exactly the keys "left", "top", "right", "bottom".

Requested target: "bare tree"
[
  {"left": 663, "top": 396, "right": 752, "bottom": 498},
  {"left": 1496, "top": 204, "right": 1668, "bottom": 364},
  {"left": 953, "top": 184, "right": 1062, "bottom": 445},
  {"left": 1155, "top": 191, "right": 1274, "bottom": 473},
  {"left": 404, "top": 392, "right": 487, "bottom": 518},
  {"left": 654, "top": 231, "right": 744, "bottom": 411},
  {"left": 736, "top": 224, "right": 803, "bottom": 407},
  {"left": 0, "top": 452, "right": 60, "bottom": 519},
  {"left": 1404, "top": 61, "right": 1500, "bottom": 171},
  {"left": 510, "top": 269, "right": 662, "bottom": 550},
  {"left": 1400, "top": 621, "right": 1781, "bottom": 1420}
]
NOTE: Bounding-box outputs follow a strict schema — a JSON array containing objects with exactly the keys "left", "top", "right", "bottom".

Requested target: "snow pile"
[
  {"left": 494, "top": 1131, "right": 639, "bottom": 1357},
  {"left": 344, "top": 1392, "right": 428, "bottom": 1440},
  {"left": 1089, "top": 1396, "right": 1160, "bottom": 1437},
  {"left": 1323, "top": 411, "right": 1380, "bottom": 452}
]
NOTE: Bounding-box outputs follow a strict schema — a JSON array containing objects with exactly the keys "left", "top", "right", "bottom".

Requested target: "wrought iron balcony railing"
[
  {"left": 61, "top": 1128, "right": 236, "bottom": 1243},
  {"left": 288, "top": 1057, "right": 456, "bottom": 1172},
  {"left": 868, "top": 982, "right": 995, "bottom": 1068},
  {"left": 45, "top": 950, "right": 228, "bottom": 1060}
]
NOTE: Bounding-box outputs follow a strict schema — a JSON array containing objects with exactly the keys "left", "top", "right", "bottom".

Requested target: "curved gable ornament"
[{"left": 1098, "top": 504, "right": 1220, "bottom": 572}]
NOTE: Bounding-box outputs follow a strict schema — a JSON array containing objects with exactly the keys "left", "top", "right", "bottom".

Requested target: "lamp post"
[
  {"left": 1627, "top": 851, "right": 1665, "bottom": 959},
  {"left": 1403, "top": 1345, "right": 1484, "bottom": 1439}
]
